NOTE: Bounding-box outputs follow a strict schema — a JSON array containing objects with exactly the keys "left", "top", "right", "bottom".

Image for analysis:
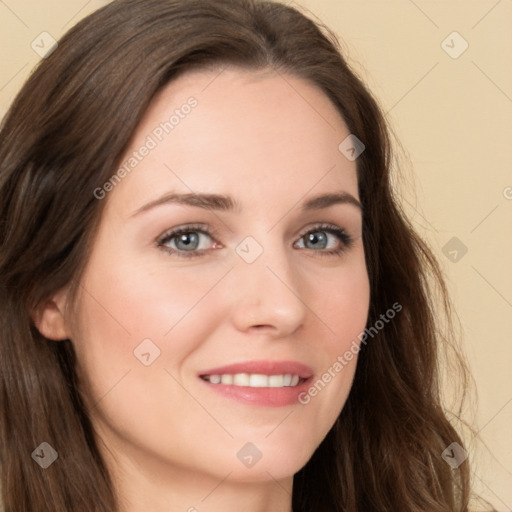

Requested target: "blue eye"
[
  {"left": 157, "top": 223, "right": 353, "bottom": 258},
  {"left": 167, "top": 231, "right": 202, "bottom": 251},
  {"left": 294, "top": 225, "right": 353, "bottom": 256},
  {"left": 158, "top": 224, "right": 215, "bottom": 257}
]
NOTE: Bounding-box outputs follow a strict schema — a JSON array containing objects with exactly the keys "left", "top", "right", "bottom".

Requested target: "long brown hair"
[{"left": 0, "top": 0, "right": 480, "bottom": 510}]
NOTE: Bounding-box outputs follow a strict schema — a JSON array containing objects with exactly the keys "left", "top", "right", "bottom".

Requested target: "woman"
[{"left": 0, "top": 0, "right": 479, "bottom": 510}]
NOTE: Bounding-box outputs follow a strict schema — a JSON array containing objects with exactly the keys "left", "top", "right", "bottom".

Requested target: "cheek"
[
  {"left": 74, "top": 251, "right": 232, "bottom": 347},
  {"left": 68, "top": 254, "right": 233, "bottom": 412},
  {"left": 299, "top": 252, "right": 369, "bottom": 424},
  {"left": 311, "top": 248, "right": 370, "bottom": 350},
  {"left": 68, "top": 262, "right": 240, "bottom": 473}
]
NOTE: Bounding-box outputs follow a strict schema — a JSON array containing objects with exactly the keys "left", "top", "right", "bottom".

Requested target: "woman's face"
[{"left": 65, "top": 67, "right": 369, "bottom": 491}]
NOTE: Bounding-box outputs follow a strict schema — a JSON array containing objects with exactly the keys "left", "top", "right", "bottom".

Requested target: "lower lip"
[{"left": 199, "top": 377, "right": 313, "bottom": 407}]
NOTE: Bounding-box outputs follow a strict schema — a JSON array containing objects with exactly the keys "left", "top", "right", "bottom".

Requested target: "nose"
[{"left": 227, "top": 240, "right": 307, "bottom": 337}]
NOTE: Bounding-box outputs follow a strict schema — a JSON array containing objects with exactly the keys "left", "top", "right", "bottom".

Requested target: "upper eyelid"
[
  {"left": 158, "top": 224, "right": 216, "bottom": 243},
  {"left": 296, "top": 223, "right": 346, "bottom": 237}
]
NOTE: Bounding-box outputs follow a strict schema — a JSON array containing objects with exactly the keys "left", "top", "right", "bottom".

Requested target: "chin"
[{"left": 212, "top": 433, "right": 318, "bottom": 483}]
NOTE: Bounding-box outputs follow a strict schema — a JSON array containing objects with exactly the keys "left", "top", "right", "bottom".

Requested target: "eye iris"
[
  {"left": 176, "top": 232, "right": 199, "bottom": 250},
  {"left": 305, "top": 231, "right": 327, "bottom": 249}
]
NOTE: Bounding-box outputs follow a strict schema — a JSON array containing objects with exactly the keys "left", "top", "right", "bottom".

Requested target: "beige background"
[{"left": 1, "top": 0, "right": 511, "bottom": 509}]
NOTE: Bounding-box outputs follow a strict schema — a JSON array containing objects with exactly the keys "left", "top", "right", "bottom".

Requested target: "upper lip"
[{"left": 199, "top": 360, "right": 314, "bottom": 379}]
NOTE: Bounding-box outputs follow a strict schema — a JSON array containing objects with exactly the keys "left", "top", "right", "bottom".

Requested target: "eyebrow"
[{"left": 130, "top": 190, "right": 362, "bottom": 217}]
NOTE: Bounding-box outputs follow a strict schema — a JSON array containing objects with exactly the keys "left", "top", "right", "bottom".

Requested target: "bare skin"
[{"left": 36, "top": 67, "right": 370, "bottom": 512}]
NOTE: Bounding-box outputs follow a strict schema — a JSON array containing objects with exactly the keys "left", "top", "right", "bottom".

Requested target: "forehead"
[{"left": 104, "top": 67, "right": 359, "bottom": 216}]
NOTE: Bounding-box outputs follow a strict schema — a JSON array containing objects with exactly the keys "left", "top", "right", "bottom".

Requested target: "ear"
[{"left": 32, "top": 288, "right": 71, "bottom": 341}]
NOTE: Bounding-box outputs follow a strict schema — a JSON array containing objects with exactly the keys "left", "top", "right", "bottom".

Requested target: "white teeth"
[
  {"left": 233, "top": 373, "right": 250, "bottom": 386},
  {"left": 249, "top": 374, "right": 268, "bottom": 387},
  {"left": 268, "top": 375, "right": 284, "bottom": 387},
  {"left": 220, "top": 374, "right": 233, "bottom": 385},
  {"left": 203, "top": 373, "right": 303, "bottom": 388}
]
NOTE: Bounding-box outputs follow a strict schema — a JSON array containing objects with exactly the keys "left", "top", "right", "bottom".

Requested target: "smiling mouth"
[{"left": 200, "top": 373, "right": 305, "bottom": 388}]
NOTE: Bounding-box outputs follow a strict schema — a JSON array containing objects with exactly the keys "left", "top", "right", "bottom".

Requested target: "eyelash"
[{"left": 157, "top": 222, "right": 354, "bottom": 259}]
